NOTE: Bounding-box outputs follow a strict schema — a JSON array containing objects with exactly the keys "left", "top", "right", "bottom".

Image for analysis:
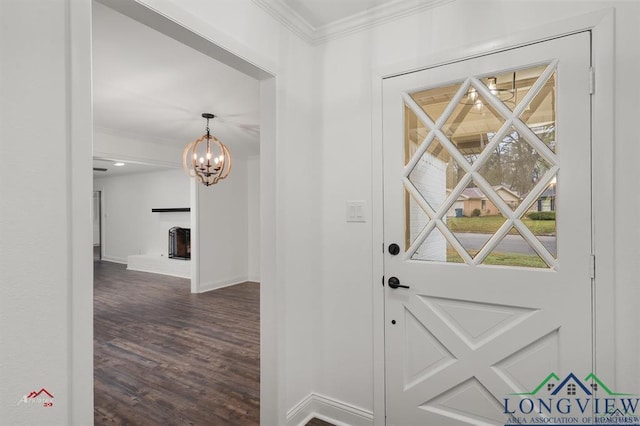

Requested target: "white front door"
[{"left": 383, "top": 32, "right": 592, "bottom": 425}]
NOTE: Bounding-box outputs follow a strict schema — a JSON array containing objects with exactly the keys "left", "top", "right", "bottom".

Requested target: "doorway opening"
[{"left": 91, "top": 0, "right": 271, "bottom": 423}]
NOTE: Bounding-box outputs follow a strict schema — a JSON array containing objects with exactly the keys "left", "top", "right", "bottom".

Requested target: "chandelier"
[
  {"left": 461, "top": 74, "right": 516, "bottom": 112},
  {"left": 183, "top": 113, "right": 231, "bottom": 186}
]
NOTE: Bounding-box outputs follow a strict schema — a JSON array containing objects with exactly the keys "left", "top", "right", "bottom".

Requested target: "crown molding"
[
  {"left": 251, "top": 0, "right": 315, "bottom": 44},
  {"left": 252, "top": 0, "right": 455, "bottom": 45},
  {"left": 314, "top": 0, "right": 455, "bottom": 44}
]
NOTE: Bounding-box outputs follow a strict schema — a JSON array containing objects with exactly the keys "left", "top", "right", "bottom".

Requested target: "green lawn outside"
[
  {"left": 447, "top": 215, "right": 556, "bottom": 236},
  {"left": 446, "top": 249, "right": 548, "bottom": 268}
]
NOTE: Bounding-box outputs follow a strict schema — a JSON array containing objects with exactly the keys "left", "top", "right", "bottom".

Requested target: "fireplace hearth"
[{"left": 168, "top": 227, "right": 191, "bottom": 260}]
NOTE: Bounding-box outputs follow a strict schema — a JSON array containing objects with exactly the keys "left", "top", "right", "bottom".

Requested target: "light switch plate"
[{"left": 347, "top": 201, "right": 366, "bottom": 222}]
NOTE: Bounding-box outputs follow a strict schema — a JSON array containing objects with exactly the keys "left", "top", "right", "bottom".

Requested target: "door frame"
[
  {"left": 371, "top": 9, "right": 615, "bottom": 426},
  {"left": 70, "top": 0, "right": 282, "bottom": 424}
]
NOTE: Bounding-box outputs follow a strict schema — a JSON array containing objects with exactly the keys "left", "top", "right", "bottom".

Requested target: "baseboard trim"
[
  {"left": 126, "top": 254, "right": 190, "bottom": 279},
  {"left": 126, "top": 265, "right": 190, "bottom": 279},
  {"left": 287, "top": 393, "right": 374, "bottom": 426},
  {"left": 101, "top": 256, "right": 127, "bottom": 264},
  {"left": 198, "top": 276, "right": 251, "bottom": 293}
]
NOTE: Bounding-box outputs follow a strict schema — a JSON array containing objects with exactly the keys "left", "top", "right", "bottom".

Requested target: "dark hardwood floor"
[{"left": 94, "top": 261, "right": 259, "bottom": 425}]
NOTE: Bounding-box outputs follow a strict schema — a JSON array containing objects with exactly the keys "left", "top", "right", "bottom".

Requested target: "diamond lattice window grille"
[{"left": 403, "top": 61, "right": 559, "bottom": 268}]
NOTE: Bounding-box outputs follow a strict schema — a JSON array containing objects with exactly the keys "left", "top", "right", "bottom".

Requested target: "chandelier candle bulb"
[
  {"left": 488, "top": 76, "right": 498, "bottom": 95},
  {"left": 469, "top": 87, "right": 478, "bottom": 102}
]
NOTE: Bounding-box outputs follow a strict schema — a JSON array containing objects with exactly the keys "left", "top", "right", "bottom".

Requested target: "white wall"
[
  {"left": 93, "top": 155, "right": 259, "bottom": 289},
  {"left": 0, "top": 0, "right": 93, "bottom": 424},
  {"left": 93, "top": 169, "right": 190, "bottom": 263},
  {"left": 4, "top": 1, "right": 638, "bottom": 425},
  {"left": 93, "top": 161, "right": 260, "bottom": 285},
  {"left": 248, "top": 156, "right": 260, "bottom": 281},
  {"left": 0, "top": 3, "right": 71, "bottom": 423},
  {"left": 196, "top": 157, "right": 250, "bottom": 291},
  {"left": 316, "top": 0, "right": 640, "bottom": 417}
]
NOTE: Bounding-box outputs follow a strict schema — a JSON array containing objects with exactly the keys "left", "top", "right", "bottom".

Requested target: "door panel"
[{"left": 383, "top": 32, "right": 591, "bottom": 425}]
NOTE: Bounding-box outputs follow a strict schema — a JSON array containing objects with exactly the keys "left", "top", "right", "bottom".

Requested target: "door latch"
[{"left": 388, "top": 276, "right": 410, "bottom": 289}]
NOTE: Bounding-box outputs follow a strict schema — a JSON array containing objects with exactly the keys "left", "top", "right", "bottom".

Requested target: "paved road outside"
[{"left": 455, "top": 232, "right": 557, "bottom": 257}]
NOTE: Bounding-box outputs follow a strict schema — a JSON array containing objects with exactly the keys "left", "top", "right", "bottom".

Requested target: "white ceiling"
[
  {"left": 91, "top": 0, "right": 422, "bottom": 177},
  {"left": 254, "top": 0, "right": 448, "bottom": 43},
  {"left": 92, "top": 157, "right": 170, "bottom": 177},
  {"left": 92, "top": 1, "right": 261, "bottom": 177}
]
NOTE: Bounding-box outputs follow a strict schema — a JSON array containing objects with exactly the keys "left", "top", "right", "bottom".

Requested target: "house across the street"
[{"left": 448, "top": 185, "right": 521, "bottom": 217}]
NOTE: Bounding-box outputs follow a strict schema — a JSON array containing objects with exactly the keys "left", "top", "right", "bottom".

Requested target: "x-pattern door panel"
[{"left": 383, "top": 32, "right": 592, "bottom": 425}]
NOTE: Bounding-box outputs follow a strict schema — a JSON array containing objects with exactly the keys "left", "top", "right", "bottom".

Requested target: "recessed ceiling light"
[{"left": 113, "top": 162, "right": 125, "bottom": 167}]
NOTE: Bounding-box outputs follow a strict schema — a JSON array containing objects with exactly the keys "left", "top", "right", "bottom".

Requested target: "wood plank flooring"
[{"left": 94, "top": 261, "right": 259, "bottom": 425}]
